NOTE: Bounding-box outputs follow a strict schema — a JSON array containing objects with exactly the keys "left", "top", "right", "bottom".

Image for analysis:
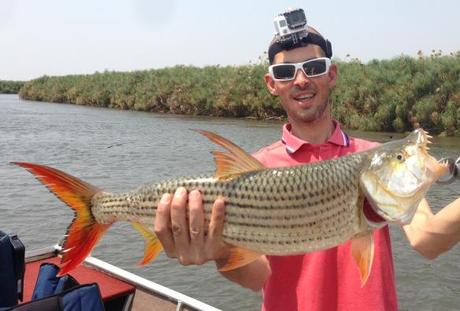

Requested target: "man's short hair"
[{"left": 267, "top": 27, "right": 332, "bottom": 64}]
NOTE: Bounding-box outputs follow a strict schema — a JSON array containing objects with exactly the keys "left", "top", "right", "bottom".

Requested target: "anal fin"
[{"left": 132, "top": 223, "right": 163, "bottom": 265}]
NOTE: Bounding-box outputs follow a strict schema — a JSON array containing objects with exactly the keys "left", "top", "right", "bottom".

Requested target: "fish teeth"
[{"left": 425, "top": 131, "right": 432, "bottom": 143}]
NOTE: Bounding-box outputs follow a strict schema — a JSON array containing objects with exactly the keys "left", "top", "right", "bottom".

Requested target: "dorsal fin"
[{"left": 196, "top": 130, "right": 264, "bottom": 180}]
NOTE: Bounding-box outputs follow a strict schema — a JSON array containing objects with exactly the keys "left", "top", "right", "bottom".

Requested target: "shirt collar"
[{"left": 281, "top": 121, "right": 350, "bottom": 154}]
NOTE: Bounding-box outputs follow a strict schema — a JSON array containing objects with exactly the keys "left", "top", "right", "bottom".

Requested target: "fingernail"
[
  {"left": 189, "top": 189, "right": 201, "bottom": 199},
  {"left": 216, "top": 196, "right": 226, "bottom": 204},
  {"left": 161, "top": 193, "right": 171, "bottom": 203},
  {"left": 175, "top": 187, "right": 186, "bottom": 197}
]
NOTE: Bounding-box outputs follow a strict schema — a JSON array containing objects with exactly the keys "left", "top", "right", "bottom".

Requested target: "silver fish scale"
[
  {"left": 91, "top": 152, "right": 371, "bottom": 255},
  {"left": 220, "top": 153, "right": 368, "bottom": 254}
]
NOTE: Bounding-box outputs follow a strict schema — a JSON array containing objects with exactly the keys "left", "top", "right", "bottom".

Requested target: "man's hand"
[
  {"left": 154, "top": 187, "right": 271, "bottom": 291},
  {"left": 154, "top": 187, "right": 231, "bottom": 266}
]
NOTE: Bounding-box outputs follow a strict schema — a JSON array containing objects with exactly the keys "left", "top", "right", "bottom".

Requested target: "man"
[{"left": 154, "top": 11, "right": 460, "bottom": 311}]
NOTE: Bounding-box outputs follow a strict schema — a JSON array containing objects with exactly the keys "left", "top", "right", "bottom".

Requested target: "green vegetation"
[
  {"left": 19, "top": 51, "right": 460, "bottom": 136},
  {"left": 332, "top": 51, "right": 460, "bottom": 136},
  {"left": 0, "top": 80, "right": 25, "bottom": 94}
]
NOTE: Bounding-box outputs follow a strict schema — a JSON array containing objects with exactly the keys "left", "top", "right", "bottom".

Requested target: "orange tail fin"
[{"left": 12, "top": 162, "right": 110, "bottom": 275}]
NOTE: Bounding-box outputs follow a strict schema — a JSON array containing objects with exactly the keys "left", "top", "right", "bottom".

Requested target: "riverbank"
[
  {"left": 14, "top": 52, "right": 460, "bottom": 136},
  {"left": 0, "top": 80, "right": 25, "bottom": 94}
]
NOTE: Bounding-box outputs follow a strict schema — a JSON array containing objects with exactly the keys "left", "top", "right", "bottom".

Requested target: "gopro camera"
[
  {"left": 273, "top": 8, "right": 308, "bottom": 45},
  {"left": 268, "top": 7, "right": 333, "bottom": 62}
]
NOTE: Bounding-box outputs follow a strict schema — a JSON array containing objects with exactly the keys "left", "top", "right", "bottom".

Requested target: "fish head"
[{"left": 360, "top": 129, "right": 448, "bottom": 224}]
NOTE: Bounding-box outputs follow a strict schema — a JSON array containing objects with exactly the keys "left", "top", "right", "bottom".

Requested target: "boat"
[{"left": 22, "top": 244, "right": 221, "bottom": 311}]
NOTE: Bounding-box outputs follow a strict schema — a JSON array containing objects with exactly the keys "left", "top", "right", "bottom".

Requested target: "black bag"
[
  {"left": 0, "top": 231, "right": 25, "bottom": 308},
  {"left": 9, "top": 283, "right": 105, "bottom": 311}
]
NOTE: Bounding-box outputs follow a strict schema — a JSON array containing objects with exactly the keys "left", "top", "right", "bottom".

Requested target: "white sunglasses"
[{"left": 269, "top": 57, "right": 331, "bottom": 81}]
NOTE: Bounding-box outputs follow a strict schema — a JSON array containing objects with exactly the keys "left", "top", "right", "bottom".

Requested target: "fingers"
[
  {"left": 208, "top": 197, "right": 226, "bottom": 244},
  {"left": 170, "top": 188, "right": 191, "bottom": 262},
  {"left": 189, "top": 190, "right": 205, "bottom": 263},
  {"left": 154, "top": 193, "right": 176, "bottom": 257},
  {"left": 154, "top": 187, "right": 229, "bottom": 266},
  {"left": 206, "top": 197, "right": 230, "bottom": 260}
]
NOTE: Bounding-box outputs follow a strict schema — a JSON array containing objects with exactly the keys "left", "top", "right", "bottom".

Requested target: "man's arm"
[
  {"left": 403, "top": 197, "right": 460, "bottom": 259},
  {"left": 154, "top": 188, "right": 271, "bottom": 291}
]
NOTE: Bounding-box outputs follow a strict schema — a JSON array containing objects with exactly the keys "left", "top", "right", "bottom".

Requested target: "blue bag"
[{"left": 32, "top": 263, "right": 79, "bottom": 300}]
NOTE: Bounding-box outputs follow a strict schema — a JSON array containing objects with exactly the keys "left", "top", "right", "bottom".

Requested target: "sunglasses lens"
[
  {"left": 303, "top": 59, "right": 327, "bottom": 76},
  {"left": 271, "top": 58, "right": 329, "bottom": 80},
  {"left": 272, "top": 65, "right": 296, "bottom": 80}
]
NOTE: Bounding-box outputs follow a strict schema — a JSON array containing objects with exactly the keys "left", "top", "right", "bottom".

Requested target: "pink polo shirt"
[{"left": 253, "top": 122, "right": 398, "bottom": 311}]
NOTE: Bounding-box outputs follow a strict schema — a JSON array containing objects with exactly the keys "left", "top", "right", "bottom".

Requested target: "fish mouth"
[
  {"left": 423, "top": 154, "right": 450, "bottom": 181},
  {"left": 408, "top": 129, "right": 449, "bottom": 180}
]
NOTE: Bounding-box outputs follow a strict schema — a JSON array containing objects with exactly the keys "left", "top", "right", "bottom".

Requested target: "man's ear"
[
  {"left": 264, "top": 73, "right": 278, "bottom": 96},
  {"left": 328, "top": 63, "right": 338, "bottom": 89}
]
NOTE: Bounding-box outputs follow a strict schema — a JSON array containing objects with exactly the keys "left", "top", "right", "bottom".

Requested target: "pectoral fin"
[
  {"left": 217, "top": 247, "right": 262, "bottom": 272},
  {"left": 132, "top": 222, "right": 163, "bottom": 265},
  {"left": 351, "top": 233, "right": 375, "bottom": 287}
]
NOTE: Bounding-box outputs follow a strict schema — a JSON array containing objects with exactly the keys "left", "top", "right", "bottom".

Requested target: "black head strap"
[{"left": 268, "top": 32, "right": 332, "bottom": 63}]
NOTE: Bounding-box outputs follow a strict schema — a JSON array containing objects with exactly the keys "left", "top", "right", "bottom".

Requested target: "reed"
[
  {"left": 17, "top": 51, "right": 460, "bottom": 136},
  {"left": 0, "top": 80, "right": 25, "bottom": 94}
]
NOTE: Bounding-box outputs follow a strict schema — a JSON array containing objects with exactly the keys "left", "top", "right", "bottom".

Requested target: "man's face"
[{"left": 264, "top": 45, "right": 337, "bottom": 124}]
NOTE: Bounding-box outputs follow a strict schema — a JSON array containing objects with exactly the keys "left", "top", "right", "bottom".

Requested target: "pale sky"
[{"left": 1, "top": 0, "right": 459, "bottom": 81}]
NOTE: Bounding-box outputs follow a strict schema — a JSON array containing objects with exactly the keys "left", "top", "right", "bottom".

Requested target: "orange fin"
[
  {"left": 11, "top": 162, "right": 109, "bottom": 276},
  {"left": 217, "top": 247, "right": 262, "bottom": 272},
  {"left": 195, "top": 130, "right": 264, "bottom": 180},
  {"left": 351, "top": 233, "right": 375, "bottom": 287},
  {"left": 132, "top": 222, "right": 163, "bottom": 265}
]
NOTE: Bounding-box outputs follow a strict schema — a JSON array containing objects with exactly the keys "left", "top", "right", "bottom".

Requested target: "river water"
[{"left": 1, "top": 94, "right": 459, "bottom": 310}]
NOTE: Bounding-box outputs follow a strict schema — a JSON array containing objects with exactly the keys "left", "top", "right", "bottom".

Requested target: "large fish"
[{"left": 12, "top": 129, "right": 448, "bottom": 286}]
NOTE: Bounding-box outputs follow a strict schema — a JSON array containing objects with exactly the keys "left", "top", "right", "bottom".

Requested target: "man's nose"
[{"left": 293, "top": 68, "right": 311, "bottom": 88}]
